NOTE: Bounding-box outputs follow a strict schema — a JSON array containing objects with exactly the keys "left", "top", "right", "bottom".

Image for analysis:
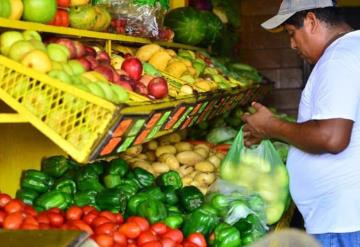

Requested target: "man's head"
[{"left": 262, "top": 0, "right": 347, "bottom": 64}]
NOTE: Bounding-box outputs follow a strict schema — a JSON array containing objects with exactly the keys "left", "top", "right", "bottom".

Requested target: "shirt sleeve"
[{"left": 311, "top": 57, "right": 360, "bottom": 121}]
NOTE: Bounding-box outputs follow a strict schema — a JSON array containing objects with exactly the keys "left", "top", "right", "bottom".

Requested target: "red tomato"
[
  {"left": 127, "top": 216, "right": 149, "bottom": 232},
  {"left": 48, "top": 208, "right": 62, "bottom": 214},
  {"left": 3, "top": 212, "right": 24, "bottom": 229},
  {"left": 95, "top": 222, "right": 117, "bottom": 236},
  {"left": 37, "top": 213, "right": 50, "bottom": 225},
  {"left": 183, "top": 242, "right": 198, "bottom": 247},
  {"left": 39, "top": 223, "right": 50, "bottom": 229},
  {"left": 21, "top": 223, "right": 39, "bottom": 230},
  {"left": 0, "top": 193, "right": 11, "bottom": 208},
  {"left": 0, "top": 210, "right": 6, "bottom": 227},
  {"left": 23, "top": 216, "right": 39, "bottom": 226},
  {"left": 140, "top": 240, "right": 162, "bottom": 247},
  {"left": 57, "top": 0, "right": 70, "bottom": 8},
  {"left": 66, "top": 206, "right": 83, "bottom": 221},
  {"left": 92, "top": 216, "right": 111, "bottom": 228},
  {"left": 119, "top": 222, "right": 141, "bottom": 239},
  {"left": 161, "top": 238, "right": 177, "bottom": 247},
  {"left": 94, "top": 234, "right": 114, "bottom": 247},
  {"left": 83, "top": 211, "right": 98, "bottom": 225},
  {"left": 23, "top": 205, "right": 37, "bottom": 217},
  {"left": 151, "top": 223, "right": 168, "bottom": 235},
  {"left": 99, "top": 211, "right": 116, "bottom": 223},
  {"left": 137, "top": 230, "right": 158, "bottom": 246},
  {"left": 128, "top": 244, "right": 137, "bottom": 247},
  {"left": 4, "top": 199, "right": 24, "bottom": 214},
  {"left": 70, "top": 220, "right": 93, "bottom": 235},
  {"left": 82, "top": 205, "right": 97, "bottom": 215},
  {"left": 113, "top": 231, "right": 127, "bottom": 245},
  {"left": 115, "top": 213, "right": 124, "bottom": 225},
  {"left": 163, "top": 229, "right": 183, "bottom": 244},
  {"left": 48, "top": 212, "right": 64, "bottom": 228},
  {"left": 186, "top": 233, "right": 207, "bottom": 247}
]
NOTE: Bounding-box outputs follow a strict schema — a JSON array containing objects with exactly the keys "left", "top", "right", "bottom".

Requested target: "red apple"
[
  {"left": 76, "top": 58, "right": 91, "bottom": 71},
  {"left": 123, "top": 53, "right": 132, "bottom": 59},
  {"left": 116, "top": 69, "right": 129, "bottom": 77},
  {"left": 84, "top": 45, "right": 97, "bottom": 57},
  {"left": 94, "top": 65, "right": 114, "bottom": 82},
  {"left": 116, "top": 81, "right": 133, "bottom": 91},
  {"left": 85, "top": 56, "right": 99, "bottom": 70},
  {"left": 55, "top": 38, "right": 76, "bottom": 59},
  {"left": 121, "top": 57, "right": 142, "bottom": 81},
  {"left": 148, "top": 77, "right": 168, "bottom": 99},
  {"left": 96, "top": 51, "right": 111, "bottom": 64},
  {"left": 139, "top": 74, "right": 155, "bottom": 87},
  {"left": 73, "top": 41, "right": 85, "bottom": 58},
  {"left": 135, "top": 82, "right": 148, "bottom": 96}
]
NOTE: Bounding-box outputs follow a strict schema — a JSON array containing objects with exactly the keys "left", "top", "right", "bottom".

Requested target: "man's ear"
[{"left": 305, "top": 12, "right": 319, "bottom": 34}]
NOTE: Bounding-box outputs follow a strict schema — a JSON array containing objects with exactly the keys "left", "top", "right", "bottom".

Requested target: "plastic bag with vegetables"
[{"left": 220, "top": 128, "right": 290, "bottom": 225}]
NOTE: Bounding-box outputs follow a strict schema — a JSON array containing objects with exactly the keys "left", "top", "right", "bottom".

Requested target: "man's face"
[{"left": 284, "top": 23, "right": 316, "bottom": 64}]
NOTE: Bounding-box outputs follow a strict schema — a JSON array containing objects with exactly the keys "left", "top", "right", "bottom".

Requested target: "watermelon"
[
  {"left": 200, "top": 11, "right": 224, "bottom": 46},
  {"left": 164, "top": 7, "right": 207, "bottom": 45}
]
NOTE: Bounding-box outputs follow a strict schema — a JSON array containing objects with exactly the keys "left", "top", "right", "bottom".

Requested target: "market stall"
[{"left": 0, "top": 0, "right": 293, "bottom": 246}]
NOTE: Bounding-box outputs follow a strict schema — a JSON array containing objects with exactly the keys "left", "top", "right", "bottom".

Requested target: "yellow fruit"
[
  {"left": 148, "top": 51, "right": 172, "bottom": 71},
  {"left": 194, "top": 80, "right": 213, "bottom": 92},
  {"left": 165, "top": 49, "right": 177, "bottom": 57},
  {"left": 179, "top": 85, "right": 194, "bottom": 95},
  {"left": 9, "top": 0, "right": 23, "bottom": 20},
  {"left": 70, "top": 0, "right": 90, "bottom": 6},
  {"left": 187, "top": 67, "right": 197, "bottom": 76},
  {"left": 179, "top": 58, "right": 192, "bottom": 67},
  {"left": 80, "top": 72, "right": 98, "bottom": 82},
  {"left": 165, "top": 62, "right": 188, "bottom": 78},
  {"left": 136, "top": 44, "right": 162, "bottom": 62},
  {"left": 111, "top": 54, "right": 125, "bottom": 70},
  {"left": 113, "top": 45, "right": 134, "bottom": 55}
]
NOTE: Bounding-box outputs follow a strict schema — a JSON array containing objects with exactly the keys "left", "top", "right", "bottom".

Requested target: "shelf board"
[{"left": 155, "top": 41, "right": 206, "bottom": 52}]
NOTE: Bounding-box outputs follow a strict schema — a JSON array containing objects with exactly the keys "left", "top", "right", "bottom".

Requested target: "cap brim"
[{"left": 261, "top": 12, "right": 295, "bottom": 31}]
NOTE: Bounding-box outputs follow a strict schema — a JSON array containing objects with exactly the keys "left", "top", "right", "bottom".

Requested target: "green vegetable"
[
  {"left": 41, "top": 155, "right": 71, "bottom": 178},
  {"left": 209, "top": 223, "right": 241, "bottom": 247},
  {"left": 162, "top": 186, "right": 179, "bottom": 206},
  {"left": 209, "top": 193, "right": 229, "bottom": 215},
  {"left": 206, "top": 126, "right": 237, "bottom": 144},
  {"left": 35, "top": 191, "right": 68, "bottom": 210},
  {"left": 199, "top": 11, "right": 223, "bottom": 46},
  {"left": 137, "top": 199, "right": 168, "bottom": 224},
  {"left": 133, "top": 167, "right": 155, "bottom": 188},
  {"left": 103, "top": 158, "right": 127, "bottom": 189},
  {"left": 127, "top": 193, "right": 148, "bottom": 215},
  {"left": 96, "top": 188, "right": 127, "bottom": 213},
  {"left": 178, "top": 186, "right": 204, "bottom": 213},
  {"left": 87, "top": 161, "right": 106, "bottom": 175},
  {"left": 54, "top": 178, "right": 77, "bottom": 195},
  {"left": 156, "top": 171, "right": 183, "bottom": 190},
  {"left": 115, "top": 184, "right": 138, "bottom": 200},
  {"left": 74, "top": 190, "right": 97, "bottom": 207},
  {"left": 164, "top": 7, "right": 207, "bottom": 45},
  {"left": 182, "top": 204, "right": 219, "bottom": 237},
  {"left": 76, "top": 166, "right": 104, "bottom": 192},
  {"left": 21, "top": 170, "right": 54, "bottom": 193},
  {"left": 16, "top": 189, "right": 39, "bottom": 206},
  {"left": 141, "top": 187, "right": 165, "bottom": 202},
  {"left": 164, "top": 215, "right": 184, "bottom": 229},
  {"left": 167, "top": 205, "right": 183, "bottom": 215}
]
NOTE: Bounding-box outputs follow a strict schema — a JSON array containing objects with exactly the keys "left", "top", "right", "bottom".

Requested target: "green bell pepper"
[
  {"left": 162, "top": 186, "right": 179, "bottom": 206},
  {"left": 96, "top": 188, "right": 127, "bottom": 213},
  {"left": 178, "top": 186, "right": 204, "bottom": 212},
  {"left": 209, "top": 223, "right": 241, "bottom": 247},
  {"left": 137, "top": 199, "right": 167, "bottom": 224},
  {"left": 41, "top": 155, "right": 71, "bottom": 178},
  {"left": 103, "top": 158, "right": 129, "bottom": 188},
  {"left": 87, "top": 160, "right": 106, "bottom": 175},
  {"left": 133, "top": 167, "right": 155, "bottom": 188},
  {"left": 156, "top": 171, "right": 182, "bottom": 190},
  {"left": 115, "top": 184, "right": 138, "bottom": 200},
  {"left": 234, "top": 218, "right": 253, "bottom": 235},
  {"left": 54, "top": 178, "right": 77, "bottom": 194},
  {"left": 164, "top": 215, "right": 183, "bottom": 229},
  {"left": 76, "top": 166, "right": 104, "bottom": 192},
  {"left": 209, "top": 193, "right": 229, "bottom": 216},
  {"left": 21, "top": 170, "right": 54, "bottom": 193},
  {"left": 35, "top": 190, "right": 68, "bottom": 210},
  {"left": 127, "top": 192, "right": 148, "bottom": 215},
  {"left": 182, "top": 204, "right": 219, "bottom": 237},
  {"left": 120, "top": 178, "right": 140, "bottom": 191},
  {"left": 141, "top": 187, "right": 165, "bottom": 202},
  {"left": 74, "top": 190, "right": 98, "bottom": 207},
  {"left": 16, "top": 189, "right": 39, "bottom": 205},
  {"left": 167, "top": 205, "right": 183, "bottom": 215}
]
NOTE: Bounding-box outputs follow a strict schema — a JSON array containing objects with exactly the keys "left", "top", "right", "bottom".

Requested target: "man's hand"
[{"left": 241, "top": 102, "right": 276, "bottom": 147}]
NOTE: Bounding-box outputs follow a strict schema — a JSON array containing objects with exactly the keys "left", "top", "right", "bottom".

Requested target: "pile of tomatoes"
[{"left": 0, "top": 193, "right": 207, "bottom": 247}]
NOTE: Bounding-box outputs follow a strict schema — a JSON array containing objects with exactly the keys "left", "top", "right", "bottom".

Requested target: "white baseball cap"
[{"left": 261, "top": 0, "right": 335, "bottom": 30}]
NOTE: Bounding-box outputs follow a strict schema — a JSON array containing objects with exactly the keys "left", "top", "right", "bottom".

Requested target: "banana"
[
  {"left": 179, "top": 58, "right": 193, "bottom": 67},
  {"left": 179, "top": 85, "right": 194, "bottom": 95},
  {"left": 165, "top": 49, "right": 177, "bottom": 57},
  {"left": 148, "top": 50, "right": 172, "bottom": 71},
  {"left": 187, "top": 67, "right": 197, "bottom": 76},
  {"left": 9, "top": 0, "right": 23, "bottom": 20},
  {"left": 136, "top": 44, "right": 162, "bottom": 62},
  {"left": 165, "top": 62, "right": 188, "bottom": 78},
  {"left": 111, "top": 54, "right": 124, "bottom": 70},
  {"left": 81, "top": 72, "right": 101, "bottom": 82},
  {"left": 194, "top": 80, "right": 213, "bottom": 92},
  {"left": 113, "top": 45, "right": 134, "bottom": 56}
]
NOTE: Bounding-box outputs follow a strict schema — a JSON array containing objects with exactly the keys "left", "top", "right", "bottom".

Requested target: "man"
[{"left": 241, "top": 0, "right": 360, "bottom": 246}]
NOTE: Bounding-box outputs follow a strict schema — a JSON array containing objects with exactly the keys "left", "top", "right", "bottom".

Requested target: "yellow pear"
[
  {"left": 9, "top": 0, "right": 23, "bottom": 20},
  {"left": 21, "top": 50, "right": 52, "bottom": 73}
]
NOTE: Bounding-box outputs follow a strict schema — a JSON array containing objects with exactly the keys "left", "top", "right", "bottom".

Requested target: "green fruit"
[
  {"left": 0, "top": 0, "right": 11, "bottom": 18},
  {"left": 68, "top": 60, "right": 85, "bottom": 75},
  {"left": 0, "top": 31, "right": 24, "bottom": 55},
  {"left": 47, "top": 44, "right": 70, "bottom": 63},
  {"left": 8, "top": 40, "right": 35, "bottom": 62},
  {"left": 69, "top": 5, "right": 97, "bottom": 30},
  {"left": 85, "top": 83, "right": 105, "bottom": 98},
  {"left": 111, "top": 85, "right": 129, "bottom": 103},
  {"left": 96, "top": 82, "right": 116, "bottom": 102},
  {"left": 23, "top": 0, "right": 57, "bottom": 24},
  {"left": 48, "top": 70, "right": 72, "bottom": 84}
]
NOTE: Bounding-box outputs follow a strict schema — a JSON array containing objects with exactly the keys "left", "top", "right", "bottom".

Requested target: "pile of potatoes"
[{"left": 118, "top": 132, "right": 225, "bottom": 194}]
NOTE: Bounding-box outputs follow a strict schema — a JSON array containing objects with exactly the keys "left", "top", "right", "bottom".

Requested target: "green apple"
[
  {"left": 29, "top": 40, "right": 46, "bottom": 51},
  {"left": 0, "top": 31, "right": 24, "bottom": 56},
  {"left": 23, "top": 0, "right": 57, "bottom": 24},
  {"left": 110, "top": 84, "right": 129, "bottom": 103},
  {"left": 180, "top": 74, "right": 196, "bottom": 84},
  {"left": 62, "top": 63, "right": 74, "bottom": 76},
  {"left": 96, "top": 82, "right": 116, "bottom": 102},
  {"left": 48, "top": 70, "right": 72, "bottom": 84},
  {"left": 8, "top": 40, "right": 35, "bottom": 62},
  {"left": 21, "top": 49, "right": 52, "bottom": 73},
  {"left": 74, "top": 83, "right": 90, "bottom": 93},
  {"left": 70, "top": 75, "right": 82, "bottom": 84},
  {"left": 84, "top": 83, "right": 105, "bottom": 98},
  {"left": 0, "top": 0, "right": 11, "bottom": 18},
  {"left": 68, "top": 60, "right": 85, "bottom": 75},
  {"left": 22, "top": 30, "right": 42, "bottom": 42},
  {"left": 77, "top": 76, "right": 92, "bottom": 85},
  {"left": 51, "top": 61, "right": 64, "bottom": 70},
  {"left": 47, "top": 43, "right": 70, "bottom": 63}
]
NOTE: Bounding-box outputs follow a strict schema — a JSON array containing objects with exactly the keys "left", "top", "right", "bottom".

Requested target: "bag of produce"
[{"left": 220, "top": 128, "right": 290, "bottom": 225}]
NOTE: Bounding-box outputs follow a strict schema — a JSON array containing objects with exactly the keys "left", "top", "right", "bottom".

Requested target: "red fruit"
[
  {"left": 83, "top": 211, "right": 98, "bottom": 225},
  {"left": 21, "top": 223, "right": 39, "bottom": 230},
  {"left": 94, "top": 65, "right": 115, "bottom": 82},
  {"left": 121, "top": 57, "right": 143, "bottom": 80},
  {"left": 0, "top": 193, "right": 11, "bottom": 207},
  {"left": 127, "top": 216, "right": 149, "bottom": 232},
  {"left": 3, "top": 212, "right": 24, "bottom": 230},
  {"left": 99, "top": 211, "right": 117, "bottom": 223},
  {"left": 0, "top": 211, "right": 6, "bottom": 227},
  {"left": 92, "top": 216, "right": 111, "bottom": 228},
  {"left": 140, "top": 241, "right": 162, "bottom": 247},
  {"left": 23, "top": 205, "right": 37, "bottom": 217},
  {"left": 4, "top": 199, "right": 24, "bottom": 214},
  {"left": 135, "top": 82, "right": 148, "bottom": 96},
  {"left": 161, "top": 238, "right": 177, "bottom": 247},
  {"left": 23, "top": 216, "right": 39, "bottom": 227},
  {"left": 163, "top": 229, "right": 183, "bottom": 244},
  {"left": 94, "top": 234, "right": 114, "bottom": 247},
  {"left": 48, "top": 212, "right": 64, "bottom": 228},
  {"left": 57, "top": 0, "right": 70, "bottom": 8},
  {"left": 139, "top": 74, "right": 154, "bottom": 87},
  {"left": 96, "top": 51, "right": 111, "bottom": 64},
  {"left": 37, "top": 213, "right": 50, "bottom": 225},
  {"left": 76, "top": 58, "right": 91, "bottom": 71},
  {"left": 84, "top": 45, "right": 97, "bottom": 57},
  {"left": 147, "top": 77, "right": 168, "bottom": 99},
  {"left": 70, "top": 220, "right": 94, "bottom": 235},
  {"left": 66, "top": 206, "right": 83, "bottom": 221},
  {"left": 82, "top": 205, "right": 98, "bottom": 215},
  {"left": 186, "top": 233, "right": 207, "bottom": 247},
  {"left": 113, "top": 231, "right": 127, "bottom": 245},
  {"left": 73, "top": 41, "right": 86, "bottom": 58},
  {"left": 85, "top": 56, "right": 99, "bottom": 70},
  {"left": 150, "top": 222, "right": 168, "bottom": 235},
  {"left": 55, "top": 38, "right": 76, "bottom": 59},
  {"left": 95, "top": 222, "right": 117, "bottom": 236},
  {"left": 118, "top": 222, "right": 141, "bottom": 239},
  {"left": 137, "top": 230, "right": 158, "bottom": 246}
]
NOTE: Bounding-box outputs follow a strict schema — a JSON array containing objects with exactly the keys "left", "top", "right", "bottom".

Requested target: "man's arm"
[{"left": 242, "top": 102, "right": 353, "bottom": 154}]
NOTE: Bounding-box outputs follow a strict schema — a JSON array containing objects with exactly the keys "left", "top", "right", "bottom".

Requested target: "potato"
[
  {"left": 198, "top": 186, "right": 208, "bottom": 195},
  {"left": 175, "top": 142, "right": 193, "bottom": 152},
  {"left": 176, "top": 151, "right": 204, "bottom": 166},
  {"left": 133, "top": 161, "right": 153, "bottom": 173},
  {"left": 136, "top": 154, "right": 148, "bottom": 160},
  {"left": 145, "top": 140, "right": 158, "bottom": 151},
  {"left": 182, "top": 176, "right": 193, "bottom": 185},
  {"left": 152, "top": 162, "right": 170, "bottom": 174},
  {"left": 194, "top": 173, "right": 216, "bottom": 185},
  {"left": 179, "top": 165, "right": 194, "bottom": 177},
  {"left": 194, "top": 144, "right": 210, "bottom": 152},
  {"left": 189, "top": 171, "right": 199, "bottom": 179},
  {"left": 194, "top": 148, "right": 209, "bottom": 159},
  {"left": 191, "top": 180, "right": 203, "bottom": 188},
  {"left": 216, "top": 153, "right": 225, "bottom": 160},
  {"left": 159, "top": 153, "right": 180, "bottom": 170},
  {"left": 145, "top": 151, "right": 156, "bottom": 162},
  {"left": 155, "top": 145, "right": 177, "bottom": 157},
  {"left": 124, "top": 145, "right": 143, "bottom": 156},
  {"left": 208, "top": 155, "right": 221, "bottom": 168},
  {"left": 118, "top": 154, "right": 132, "bottom": 161},
  {"left": 195, "top": 161, "right": 215, "bottom": 172},
  {"left": 167, "top": 133, "right": 182, "bottom": 143}
]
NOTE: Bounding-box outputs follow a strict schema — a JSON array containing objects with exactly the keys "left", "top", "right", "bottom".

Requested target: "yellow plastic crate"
[{"left": 0, "top": 55, "right": 118, "bottom": 163}]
